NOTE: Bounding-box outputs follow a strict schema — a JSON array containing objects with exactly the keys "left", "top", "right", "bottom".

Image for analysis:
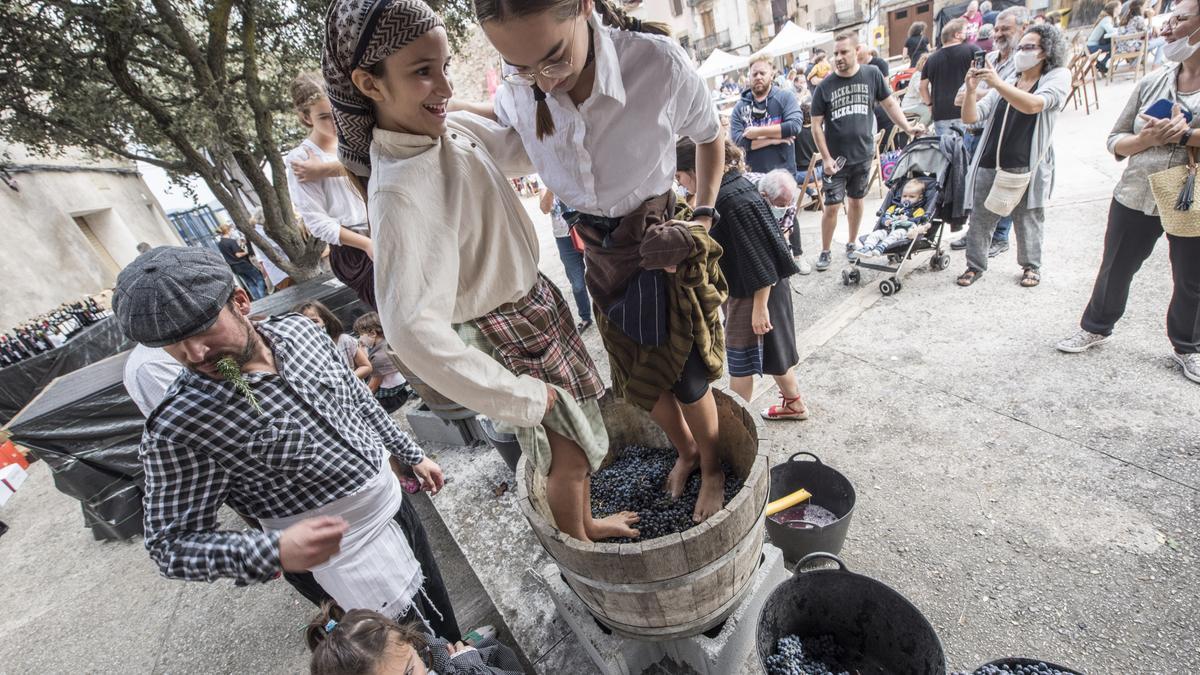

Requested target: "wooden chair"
[
  {"left": 797, "top": 154, "right": 824, "bottom": 212},
  {"left": 867, "top": 129, "right": 887, "bottom": 198},
  {"left": 1108, "top": 30, "right": 1150, "bottom": 84},
  {"left": 1068, "top": 51, "right": 1102, "bottom": 115}
]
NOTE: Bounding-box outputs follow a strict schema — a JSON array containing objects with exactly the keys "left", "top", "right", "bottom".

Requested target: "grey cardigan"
[
  {"left": 963, "top": 66, "right": 1073, "bottom": 211},
  {"left": 1107, "top": 65, "right": 1200, "bottom": 216}
]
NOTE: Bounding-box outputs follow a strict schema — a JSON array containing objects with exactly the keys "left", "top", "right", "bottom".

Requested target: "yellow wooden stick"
[{"left": 765, "top": 488, "right": 812, "bottom": 517}]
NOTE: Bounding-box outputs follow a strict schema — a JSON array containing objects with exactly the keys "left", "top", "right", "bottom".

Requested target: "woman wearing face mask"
[
  {"left": 677, "top": 139, "right": 807, "bottom": 420},
  {"left": 956, "top": 24, "right": 1072, "bottom": 288},
  {"left": 476, "top": 0, "right": 732, "bottom": 523},
  {"left": 1056, "top": 2, "right": 1200, "bottom": 385}
]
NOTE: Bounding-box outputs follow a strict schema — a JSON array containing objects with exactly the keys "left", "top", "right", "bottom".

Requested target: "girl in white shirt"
[
  {"left": 287, "top": 72, "right": 377, "bottom": 305},
  {"left": 477, "top": 0, "right": 731, "bottom": 523},
  {"left": 323, "top": 0, "right": 637, "bottom": 543}
]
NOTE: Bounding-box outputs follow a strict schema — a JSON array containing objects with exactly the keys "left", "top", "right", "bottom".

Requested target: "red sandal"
[{"left": 761, "top": 394, "right": 809, "bottom": 421}]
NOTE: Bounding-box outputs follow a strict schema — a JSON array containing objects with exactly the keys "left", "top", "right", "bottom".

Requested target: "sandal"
[
  {"left": 1020, "top": 268, "right": 1041, "bottom": 287},
  {"left": 956, "top": 269, "right": 983, "bottom": 287},
  {"left": 761, "top": 394, "right": 809, "bottom": 421}
]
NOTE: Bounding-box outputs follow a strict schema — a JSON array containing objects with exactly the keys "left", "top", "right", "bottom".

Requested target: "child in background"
[
  {"left": 307, "top": 604, "right": 522, "bottom": 675},
  {"left": 354, "top": 312, "right": 411, "bottom": 413},
  {"left": 855, "top": 179, "right": 930, "bottom": 258},
  {"left": 296, "top": 301, "right": 373, "bottom": 380}
]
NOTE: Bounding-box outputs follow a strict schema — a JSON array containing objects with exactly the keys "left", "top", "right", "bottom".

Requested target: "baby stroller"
[{"left": 841, "top": 136, "right": 954, "bottom": 296}]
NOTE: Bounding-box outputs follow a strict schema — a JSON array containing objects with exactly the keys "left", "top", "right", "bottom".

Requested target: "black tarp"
[
  {"left": 2, "top": 275, "right": 370, "bottom": 540},
  {"left": 0, "top": 318, "right": 131, "bottom": 426},
  {"left": 0, "top": 274, "right": 366, "bottom": 427}
]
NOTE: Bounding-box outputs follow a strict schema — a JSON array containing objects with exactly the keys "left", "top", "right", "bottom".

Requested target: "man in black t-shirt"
[
  {"left": 810, "top": 32, "right": 924, "bottom": 272},
  {"left": 216, "top": 224, "right": 268, "bottom": 299},
  {"left": 921, "top": 18, "right": 983, "bottom": 135}
]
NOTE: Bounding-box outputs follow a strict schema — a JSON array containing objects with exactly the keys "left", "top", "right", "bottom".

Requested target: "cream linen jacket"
[{"left": 370, "top": 112, "right": 547, "bottom": 427}]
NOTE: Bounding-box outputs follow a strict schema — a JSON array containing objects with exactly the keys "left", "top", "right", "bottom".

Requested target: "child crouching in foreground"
[{"left": 307, "top": 604, "right": 523, "bottom": 675}]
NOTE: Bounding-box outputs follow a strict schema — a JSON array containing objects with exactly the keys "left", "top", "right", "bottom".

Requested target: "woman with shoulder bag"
[
  {"left": 1056, "top": 0, "right": 1200, "bottom": 385},
  {"left": 955, "top": 23, "right": 1072, "bottom": 288}
]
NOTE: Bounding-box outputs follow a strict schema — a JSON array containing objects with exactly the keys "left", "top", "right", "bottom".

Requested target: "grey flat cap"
[{"left": 113, "top": 246, "right": 236, "bottom": 347}]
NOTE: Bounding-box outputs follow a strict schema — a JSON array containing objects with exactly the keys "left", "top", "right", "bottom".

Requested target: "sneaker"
[
  {"left": 988, "top": 240, "right": 1010, "bottom": 258},
  {"left": 577, "top": 319, "right": 594, "bottom": 333},
  {"left": 1056, "top": 329, "right": 1112, "bottom": 353},
  {"left": 845, "top": 242, "right": 856, "bottom": 258},
  {"left": 816, "top": 250, "right": 832, "bottom": 271},
  {"left": 1173, "top": 352, "right": 1200, "bottom": 383},
  {"left": 847, "top": 248, "right": 860, "bottom": 262},
  {"left": 951, "top": 237, "right": 968, "bottom": 250},
  {"left": 796, "top": 256, "right": 813, "bottom": 275}
]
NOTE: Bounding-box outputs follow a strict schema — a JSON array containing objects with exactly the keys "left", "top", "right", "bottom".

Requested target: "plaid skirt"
[{"left": 457, "top": 275, "right": 609, "bottom": 475}]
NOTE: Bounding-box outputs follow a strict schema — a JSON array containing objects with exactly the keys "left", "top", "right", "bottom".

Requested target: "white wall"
[{"left": 0, "top": 143, "right": 181, "bottom": 332}]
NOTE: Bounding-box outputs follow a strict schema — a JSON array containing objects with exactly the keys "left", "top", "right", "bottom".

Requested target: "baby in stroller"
[{"left": 855, "top": 178, "right": 931, "bottom": 259}]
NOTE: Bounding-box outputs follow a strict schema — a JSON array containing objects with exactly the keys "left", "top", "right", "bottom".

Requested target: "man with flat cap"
[{"left": 115, "top": 246, "right": 460, "bottom": 639}]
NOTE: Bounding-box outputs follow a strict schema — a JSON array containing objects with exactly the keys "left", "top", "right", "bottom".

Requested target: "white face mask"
[
  {"left": 1163, "top": 25, "right": 1200, "bottom": 62},
  {"left": 1013, "top": 50, "right": 1041, "bottom": 72},
  {"left": 768, "top": 204, "right": 789, "bottom": 220}
]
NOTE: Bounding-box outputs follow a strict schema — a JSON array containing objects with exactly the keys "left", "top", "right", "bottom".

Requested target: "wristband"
[
  {"left": 1179, "top": 129, "right": 1194, "bottom": 147},
  {"left": 693, "top": 206, "right": 720, "bottom": 226}
]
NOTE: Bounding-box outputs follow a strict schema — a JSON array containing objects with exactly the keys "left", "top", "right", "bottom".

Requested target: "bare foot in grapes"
[
  {"left": 693, "top": 470, "right": 725, "bottom": 523},
  {"left": 665, "top": 453, "right": 698, "bottom": 499},
  {"left": 587, "top": 511, "right": 641, "bottom": 540}
]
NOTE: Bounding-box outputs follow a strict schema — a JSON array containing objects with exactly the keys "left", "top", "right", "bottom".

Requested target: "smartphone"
[
  {"left": 1145, "top": 98, "right": 1195, "bottom": 123},
  {"left": 972, "top": 52, "right": 987, "bottom": 69}
]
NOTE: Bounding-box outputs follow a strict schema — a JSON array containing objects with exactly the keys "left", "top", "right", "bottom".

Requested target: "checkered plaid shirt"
[{"left": 140, "top": 314, "right": 425, "bottom": 585}]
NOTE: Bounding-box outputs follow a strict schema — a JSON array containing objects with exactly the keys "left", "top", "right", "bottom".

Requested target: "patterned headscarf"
[{"left": 323, "top": 0, "right": 443, "bottom": 179}]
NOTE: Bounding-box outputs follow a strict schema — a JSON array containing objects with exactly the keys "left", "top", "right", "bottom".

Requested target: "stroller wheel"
[
  {"left": 849, "top": 269, "right": 861, "bottom": 284},
  {"left": 931, "top": 253, "right": 951, "bottom": 271},
  {"left": 841, "top": 269, "right": 851, "bottom": 286},
  {"left": 879, "top": 278, "right": 897, "bottom": 296}
]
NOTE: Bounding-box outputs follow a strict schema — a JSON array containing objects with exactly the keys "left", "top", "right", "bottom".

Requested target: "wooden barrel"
[{"left": 517, "top": 389, "right": 770, "bottom": 641}]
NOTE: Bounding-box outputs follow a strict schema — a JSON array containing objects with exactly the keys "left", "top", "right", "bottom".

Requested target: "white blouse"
[
  {"left": 494, "top": 12, "right": 721, "bottom": 218},
  {"left": 285, "top": 139, "right": 368, "bottom": 245},
  {"left": 369, "top": 113, "right": 548, "bottom": 427}
]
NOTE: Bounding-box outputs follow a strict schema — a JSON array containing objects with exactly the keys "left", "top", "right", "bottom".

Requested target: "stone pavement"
[{"left": 0, "top": 76, "right": 1196, "bottom": 674}]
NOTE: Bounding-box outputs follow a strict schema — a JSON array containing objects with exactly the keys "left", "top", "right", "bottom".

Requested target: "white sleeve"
[
  {"left": 285, "top": 148, "right": 343, "bottom": 246},
  {"left": 449, "top": 112, "right": 536, "bottom": 178},
  {"left": 667, "top": 42, "right": 721, "bottom": 144},
  {"left": 124, "top": 350, "right": 184, "bottom": 417},
  {"left": 371, "top": 185, "right": 547, "bottom": 428}
]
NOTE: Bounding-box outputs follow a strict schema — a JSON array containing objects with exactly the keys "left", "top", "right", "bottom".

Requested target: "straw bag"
[
  {"left": 1148, "top": 147, "right": 1200, "bottom": 237},
  {"left": 983, "top": 101, "right": 1043, "bottom": 217}
]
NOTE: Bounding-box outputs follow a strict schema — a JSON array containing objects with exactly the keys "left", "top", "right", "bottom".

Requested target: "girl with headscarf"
[
  {"left": 323, "top": 0, "right": 637, "bottom": 543},
  {"left": 475, "top": 0, "right": 732, "bottom": 524}
]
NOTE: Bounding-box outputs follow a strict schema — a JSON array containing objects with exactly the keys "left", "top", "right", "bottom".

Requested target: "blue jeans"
[
  {"left": 994, "top": 216, "right": 1013, "bottom": 243},
  {"left": 933, "top": 119, "right": 961, "bottom": 137},
  {"left": 1088, "top": 42, "right": 1112, "bottom": 73},
  {"left": 555, "top": 235, "right": 592, "bottom": 322},
  {"left": 234, "top": 265, "right": 267, "bottom": 299}
]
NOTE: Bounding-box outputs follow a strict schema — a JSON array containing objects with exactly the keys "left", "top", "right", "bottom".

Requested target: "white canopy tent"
[
  {"left": 752, "top": 21, "right": 834, "bottom": 60},
  {"left": 697, "top": 48, "right": 749, "bottom": 79}
]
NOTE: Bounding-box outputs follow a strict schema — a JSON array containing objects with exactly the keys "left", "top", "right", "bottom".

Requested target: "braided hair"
[{"left": 476, "top": 0, "right": 670, "bottom": 139}]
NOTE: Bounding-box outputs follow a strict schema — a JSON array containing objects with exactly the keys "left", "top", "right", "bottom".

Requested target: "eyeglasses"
[
  {"left": 501, "top": 12, "right": 582, "bottom": 85},
  {"left": 1166, "top": 12, "right": 1196, "bottom": 25},
  {"left": 1015, "top": 44, "right": 1042, "bottom": 51}
]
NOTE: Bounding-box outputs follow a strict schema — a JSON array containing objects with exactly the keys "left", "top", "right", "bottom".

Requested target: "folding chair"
[
  {"left": 1108, "top": 30, "right": 1149, "bottom": 84},
  {"left": 867, "top": 129, "right": 886, "bottom": 198},
  {"left": 1068, "top": 51, "right": 1102, "bottom": 114},
  {"left": 797, "top": 154, "right": 824, "bottom": 212}
]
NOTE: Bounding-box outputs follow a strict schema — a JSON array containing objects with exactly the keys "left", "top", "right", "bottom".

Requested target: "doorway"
[{"left": 887, "top": 2, "right": 934, "bottom": 58}]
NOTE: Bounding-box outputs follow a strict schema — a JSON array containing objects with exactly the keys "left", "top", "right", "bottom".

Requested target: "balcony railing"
[{"left": 693, "top": 29, "right": 731, "bottom": 59}]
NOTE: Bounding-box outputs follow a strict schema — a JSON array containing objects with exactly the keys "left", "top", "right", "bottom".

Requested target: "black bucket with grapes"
[
  {"left": 757, "top": 552, "right": 946, "bottom": 674},
  {"left": 961, "top": 657, "right": 1085, "bottom": 674},
  {"left": 765, "top": 452, "right": 856, "bottom": 566}
]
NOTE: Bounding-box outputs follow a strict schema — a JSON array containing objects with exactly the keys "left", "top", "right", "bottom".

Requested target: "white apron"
[{"left": 260, "top": 462, "right": 423, "bottom": 620}]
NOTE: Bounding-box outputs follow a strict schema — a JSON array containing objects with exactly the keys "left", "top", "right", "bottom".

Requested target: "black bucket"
[
  {"left": 480, "top": 417, "right": 522, "bottom": 473},
  {"left": 757, "top": 552, "right": 946, "bottom": 674},
  {"left": 765, "top": 452, "right": 856, "bottom": 565},
  {"left": 973, "top": 657, "right": 1086, "bottom": 674}
]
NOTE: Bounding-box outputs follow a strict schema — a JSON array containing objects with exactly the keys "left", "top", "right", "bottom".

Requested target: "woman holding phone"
[
  {"left": 955, "top": 23, "right": 1071, "bottom": 288},
  {"left": 1057, "top": 0, "right": 1200, "bottom": 385}
]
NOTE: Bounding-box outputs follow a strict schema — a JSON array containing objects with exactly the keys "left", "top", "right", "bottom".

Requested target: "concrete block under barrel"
[{"left": 516, "top": 389, "right": 770, "bottom": 641}]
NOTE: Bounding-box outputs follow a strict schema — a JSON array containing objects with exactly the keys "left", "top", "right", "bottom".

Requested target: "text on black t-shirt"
[{"left": 810, "top": 65, "right": 892, "bottom": 165}]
